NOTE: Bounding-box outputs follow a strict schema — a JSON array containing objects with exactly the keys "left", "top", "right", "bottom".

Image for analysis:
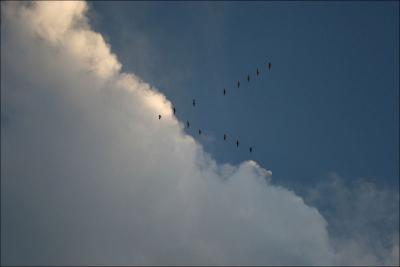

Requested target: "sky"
[
  {"left": 87, "top": 1, "right": 399, "bottom": 187},
  {"left": 1, "top": 1, "right": 399, "bottom": 266}
]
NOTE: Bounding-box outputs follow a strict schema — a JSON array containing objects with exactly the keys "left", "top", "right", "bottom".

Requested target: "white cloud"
[{"left": 1, "top": 2, "right": 397, "bottom": 266}]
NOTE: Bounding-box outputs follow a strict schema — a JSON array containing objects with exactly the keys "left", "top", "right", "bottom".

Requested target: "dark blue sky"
[{"left": 88, "top": 1, "right": 398, "bottom": 188}]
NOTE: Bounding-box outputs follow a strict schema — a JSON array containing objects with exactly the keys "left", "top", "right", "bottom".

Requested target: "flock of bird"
[{"left": 158, "top": 61, "right": 272, "bottom": 154}]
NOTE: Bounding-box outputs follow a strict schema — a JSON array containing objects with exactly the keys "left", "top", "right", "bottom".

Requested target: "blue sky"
[
  {"left": 88, "top": 1, "right": 398, "bottom": 187},
  {"left": 1, "top": 2, "right": 398, "bottom": 265}
]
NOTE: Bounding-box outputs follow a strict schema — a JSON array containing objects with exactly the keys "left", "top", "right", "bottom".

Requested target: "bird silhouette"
[
  {"left": 249, "top": 147, "right": 253, "bottom": 153},
  {"left": 158, "top": 114, "right": 161, "bottom": 120},
  {"left": 236, "top": 139, "right": 239, "bottom": 147},
  {"left": 223, "top": 134, "right": 227, "bottom": 140},
  {"left": 193, "top": 99, "right": 196, "bottom": 107},
  {"left": 223, "top": 88, "right": 226, "bottom": 95},
  {"left": 256, "top": 68, "right": 259, "bottom": 76},
  {"left": 247, "top": 74, "right": 250, "bottom": 82},
  {"left": 268, "top": 62, "right": 271, "bottom": 70},
  {"left": 237, "top": 80, "right": 240, "bottom": 88}
]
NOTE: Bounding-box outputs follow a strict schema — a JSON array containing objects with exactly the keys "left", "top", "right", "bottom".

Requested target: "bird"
[
  {"left": 236, "top": 139, "right": 239, "bottom": 147},
  {"left": 193, "top": 99, "right": 196, "bottom": 107},
  {"left": 198, "top": 129, "right": 202, "bottom": 135},
  {"left": 256, "top": 68, "right": 259, "bottom": 76},
  {"left": 237, "top": 80, "right": 240, "bottom": 88},
  {"left": 158, "top": 114, "right": 162, "bottom": 120},
  {"left": 173, "top": 107, "right": 176, "bottom": 115},
  {"left": 223, "top": 88, "right": 226, "bottom": 95},
  {"left": 247, "top": 74, "right": 250, "bottom": 82},
  {"left": 249, "top": 147, "right": 253, "bottom": 153},
  {"left": 223, "top": 134, "right": 227, "bottom": 140},
  {"left": 186, "top": 120, "right": 190, "bottom": 128},
  {"left": 268, "top": 62, "right": 271, "bottom": 70}
]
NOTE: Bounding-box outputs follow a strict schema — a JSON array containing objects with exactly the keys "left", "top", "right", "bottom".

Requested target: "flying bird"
[
  {"left": 247, "top": 74, "right": 250, "bottom": 82},
  {"left": 186, "top": 120, "right": 190, "bottom": 128},
  {"left": 158, "top": 114, "right": 162, "bottom": 120},
  {"left": 193, "top": 99, "right": 196, "bottom": 107},
  {"left": 236, "top": 139, "right": 239, "bottom": 148},
  {"left": 237, "top": 80, "right": 240, "bottom": 88}
]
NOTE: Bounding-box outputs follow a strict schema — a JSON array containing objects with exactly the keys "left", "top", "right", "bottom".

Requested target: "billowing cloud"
[{"left": 1, "top": 2, "right": 397, "bottom": 266}]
